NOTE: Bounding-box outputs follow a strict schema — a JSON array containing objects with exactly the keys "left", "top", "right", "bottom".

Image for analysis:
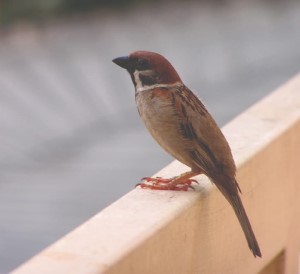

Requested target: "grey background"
[{"left": 0, "top": 1, "right": 300, "bottom": 272}]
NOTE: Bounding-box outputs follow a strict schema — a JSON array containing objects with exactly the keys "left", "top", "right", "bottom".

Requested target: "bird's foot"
[{"left": 136, "top": 177, "right": 198, "bottom": 191}]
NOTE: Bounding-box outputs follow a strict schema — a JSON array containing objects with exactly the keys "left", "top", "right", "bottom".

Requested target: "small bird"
[{"left": 113, "top": 51, "right": 261, "bottom": 257}]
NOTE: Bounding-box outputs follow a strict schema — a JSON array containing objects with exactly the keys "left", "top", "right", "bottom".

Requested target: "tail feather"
[{"left": 214, "top": 178, "right": 262, "bottom": 257}]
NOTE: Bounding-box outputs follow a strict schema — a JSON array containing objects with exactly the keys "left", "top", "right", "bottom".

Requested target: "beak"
[{"left": 112, "top": 56, "right": 131, "bottom": 70}]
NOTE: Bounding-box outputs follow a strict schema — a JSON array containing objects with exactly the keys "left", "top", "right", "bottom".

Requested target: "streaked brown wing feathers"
[{"left": 172, "top": 85, "right": 227, "bottom": 175}]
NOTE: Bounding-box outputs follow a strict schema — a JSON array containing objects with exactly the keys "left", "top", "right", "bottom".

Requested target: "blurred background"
[{"left": 0, "top": 0, "right": 299, "bottom": 272}]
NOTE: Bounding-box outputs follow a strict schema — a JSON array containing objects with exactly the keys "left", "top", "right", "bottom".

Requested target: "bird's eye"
[{"left": 136, "top": 58, "right": 149, "bottom": 70}]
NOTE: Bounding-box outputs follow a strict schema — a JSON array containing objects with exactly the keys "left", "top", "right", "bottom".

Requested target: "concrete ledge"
[{"left": 12, "top": 75, "right": 300, "bottom": 274}]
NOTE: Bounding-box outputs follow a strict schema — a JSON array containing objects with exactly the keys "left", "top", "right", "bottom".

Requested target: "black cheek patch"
[{"left": 139, "top": 74, "right": 157, "bottom": 86}]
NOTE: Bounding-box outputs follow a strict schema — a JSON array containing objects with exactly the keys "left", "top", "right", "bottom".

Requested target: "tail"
[{"left": 214, "top": 178, "right": 262, "bottom": 257}]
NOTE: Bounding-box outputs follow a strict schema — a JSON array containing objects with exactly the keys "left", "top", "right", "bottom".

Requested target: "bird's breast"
[{"left": 135, "top": 88, "right": 192, "bottom": 166}]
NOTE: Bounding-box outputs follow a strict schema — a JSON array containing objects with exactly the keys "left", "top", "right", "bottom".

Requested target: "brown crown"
[{"left": 129, "top": 51, "right": 182, "bottom": 84}]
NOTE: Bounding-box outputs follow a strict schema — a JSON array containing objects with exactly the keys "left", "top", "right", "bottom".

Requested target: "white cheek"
[
  {"left": 133, "top": 70, "right": 182, "bottom": 93},
  {"left": 133, "top": 70, "right": 143, "bottom": 90}
]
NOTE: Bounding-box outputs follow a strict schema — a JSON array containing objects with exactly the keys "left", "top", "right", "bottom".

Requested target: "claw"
[
  {"left": 136, "top": 176, "right": 197, "bottom": 191},
  {"left": 190, "top": 179, "right": 199, "bottom": 185}
]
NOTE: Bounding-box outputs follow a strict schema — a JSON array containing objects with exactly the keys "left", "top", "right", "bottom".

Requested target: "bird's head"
[{"left": 113, "top": 51, "right": 182, "bottom": 90}]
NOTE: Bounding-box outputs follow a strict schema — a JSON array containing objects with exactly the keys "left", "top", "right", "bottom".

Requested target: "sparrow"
[{"left": 112, "top": 51, "right": 261, "bottom": 257}]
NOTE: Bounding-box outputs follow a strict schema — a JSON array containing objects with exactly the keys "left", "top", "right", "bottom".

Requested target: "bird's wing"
[{"left": 172, "top": 85, "right": 236, "bottom": 178}]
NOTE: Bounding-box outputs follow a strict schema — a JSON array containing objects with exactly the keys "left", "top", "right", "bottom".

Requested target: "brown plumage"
[{"left": 113, "top": 51, "right": 261, "bottom": 257}]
